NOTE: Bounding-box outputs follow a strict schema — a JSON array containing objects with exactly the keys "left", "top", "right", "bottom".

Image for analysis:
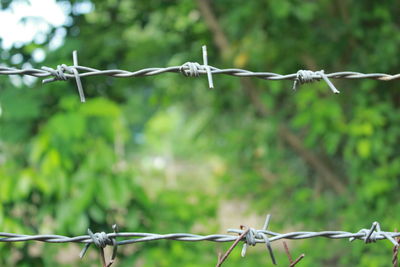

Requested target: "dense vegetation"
[{"left": 1, "top": 0, "right": 400, "bottom": 266}]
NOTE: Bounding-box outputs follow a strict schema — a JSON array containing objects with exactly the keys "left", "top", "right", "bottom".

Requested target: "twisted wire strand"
[
  {"left": 1, "top": 219, "right": 399, "bottom": 266},
  {"left": 2, "top": 65, "right": 400, "bottom": 81},
  {"left": 1, "top": 46, "right": 399, "bottom": 104},
  {"left": 1, "top": 228, "right": 400, "bottom": 246}
]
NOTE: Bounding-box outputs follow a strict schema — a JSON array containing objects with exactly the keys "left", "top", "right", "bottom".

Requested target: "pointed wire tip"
[
  {"left": 201, "top": 45, "right": 214, "bottom": 89},
  {"left": 42, "top": 78, "right": 53, "bottom": 84},
  {"left": 79, "top": 243, "right": 91, "bottom": 259},
  {"left": 72, "top": 50, "right": 78, "bottom": 64}
]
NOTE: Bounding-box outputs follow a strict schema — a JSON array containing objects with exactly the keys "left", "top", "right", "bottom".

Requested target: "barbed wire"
[
  {"left": 1, "top": 46, "right": 400, "bottom": 102},
  {"left": 1, "top": 215, "right": 399, "bottom": 266},
  {"left": 2, "top": 47, "right": 400, "bottom": 265}
]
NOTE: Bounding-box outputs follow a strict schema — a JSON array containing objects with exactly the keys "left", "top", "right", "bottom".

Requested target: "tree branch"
[{"left": 196, "top": 0, "right": 346, "bottom": 194}]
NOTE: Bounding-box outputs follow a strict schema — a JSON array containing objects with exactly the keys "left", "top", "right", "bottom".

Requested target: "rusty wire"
[
  {"left": 216, "top": 225, "right": 250, "bottom": 267},
  {"left": 393, "top": 230, "right": 400, "bottom": 267},
  {"left": 283, "top": 241, "right": 305, "bottom": 266}
]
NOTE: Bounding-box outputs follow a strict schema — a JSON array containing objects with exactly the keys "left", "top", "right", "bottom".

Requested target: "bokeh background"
[{"left": 1, "top": 0, "right": 400, "bottom": 266}]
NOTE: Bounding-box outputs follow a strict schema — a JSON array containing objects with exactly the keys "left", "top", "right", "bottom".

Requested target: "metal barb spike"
[{"left": 202, "top": 45, "right": 214, "bottom": 89}]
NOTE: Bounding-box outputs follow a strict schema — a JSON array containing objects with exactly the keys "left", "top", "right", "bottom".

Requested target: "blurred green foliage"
[{"left": 1, "top": 0, "right": 400, "bottom": 266}]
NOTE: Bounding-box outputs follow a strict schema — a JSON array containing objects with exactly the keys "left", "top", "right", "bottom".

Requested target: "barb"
[
  {"left": 80, "top": 225, "right": 118, "bottom": 267},
  {"left": 41, "top": 50, "right": 86, "bottom": 102},
  {"left": 239, "top": 214, "right": 276, "bottom": 264},
  {"left": 292, "top": 70, "right": 339, "bottom": 94},
  {"left": 349, "top": 221, "right": 399, "bottom": 246},
  {"left": 202, "top": 45, "right": 214, "bottom": 89},
  {"left": 2, "top": 46, "right": 400, "bottom": 100}
]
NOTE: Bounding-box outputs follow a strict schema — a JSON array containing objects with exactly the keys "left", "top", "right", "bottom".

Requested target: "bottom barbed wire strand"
[
  {"left": 2, "top": 227, "right": 400, "bottom": 245},
  {"left": 1, "top": 217, "right": 400, "bottom": 266}
]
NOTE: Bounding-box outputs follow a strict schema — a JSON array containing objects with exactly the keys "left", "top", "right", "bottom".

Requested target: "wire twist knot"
[
  {"left": 349, "top": 221, "right": 399, "bottom": 246},
  {"left": 293, "top": 69, "right": 340, "bottom": 94},
  {"left": 179, "top": 46, "right": 214, "bottom": 89},
  {"left": 358, "top": 228, "right": 378, "bottom": 243},
  {"left": 240, "top": 215, "right": 277, "bottom": 265},
  {"left": 41, "top": 50, "right": 86, "bottom": 102},
  {"left": 296, "top": 70, "right": 321, "bottom": 84},
  {"left": 89, "top": 231, "right": 114, "bottom": 248},
  {"left": 80, "top": 225, "right": 119, "bottom": 267},
  {"left": 180, "top": 62, "right": 202, "bottom": 77},
  {"left": 243, "top": 228, "right": 262, "bottom": 246},
  {"left": 42, "top": 64, "right": 71, "bottom": 81}
]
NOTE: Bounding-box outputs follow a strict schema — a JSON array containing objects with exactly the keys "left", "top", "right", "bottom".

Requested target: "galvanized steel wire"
[
  {"left": 1, "top": 217, "right": 400, "bottom": 266},
  {"left": 2, "top": 64, "right": 400, "bottom": 81},
  {"left": 1, "top": 46, "right": 400, "bottom": 102},
  {"left": 0, "top": 219, "right": 399, "bottom": 248},
  {"left": 1, "top": 226, "right": 398, "bottom": 245}
]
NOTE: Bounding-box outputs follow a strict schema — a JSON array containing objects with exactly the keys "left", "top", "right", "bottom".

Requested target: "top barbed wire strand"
[
  {"left": 1, "top": 46, "right": 400, "bottom": 102},
  {"left": 2, "top": 65, "right": 400, "bottom": 81}
]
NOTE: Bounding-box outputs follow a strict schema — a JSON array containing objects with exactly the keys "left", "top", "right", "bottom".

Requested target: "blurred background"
[{"left": 0, "top": 0, "right": 400, "bottom": 266}]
